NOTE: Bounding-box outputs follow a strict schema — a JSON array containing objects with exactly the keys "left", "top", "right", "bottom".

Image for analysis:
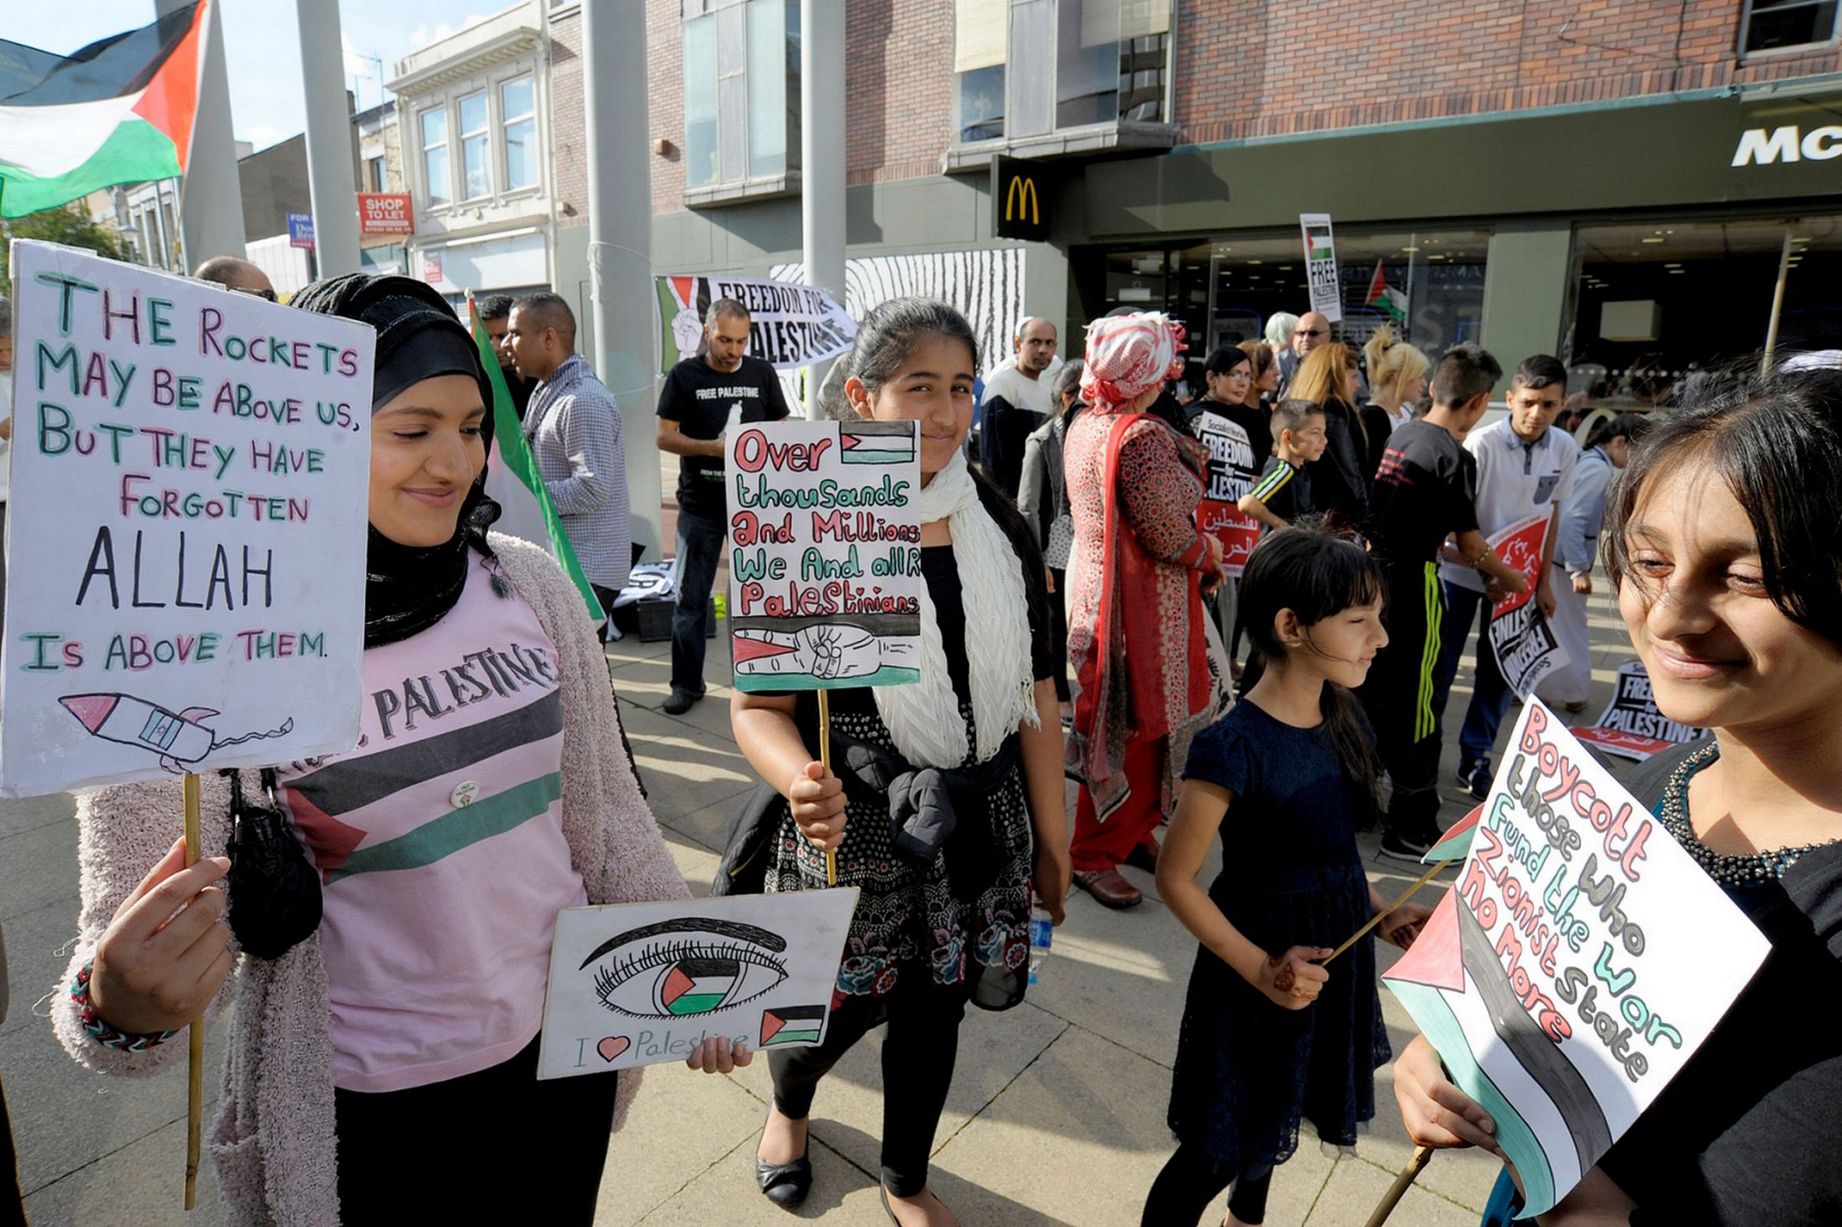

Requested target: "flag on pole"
[
  {"left": 1366, "top": 260, "right": 1409, "bottom": 325},
  {"left": 0, "top": 2, "right": 210, "bottom": 218},
  {"left": 466, "top": 296, "right": 605, "bottom": 624}
]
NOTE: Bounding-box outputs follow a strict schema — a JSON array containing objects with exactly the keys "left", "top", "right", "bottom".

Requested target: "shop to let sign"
[
  {"left": 357, "top": 192, "right": 414, "bottom": 235},
  {"left": 0, "top": 242, "right": 373, "bottom": 796}
]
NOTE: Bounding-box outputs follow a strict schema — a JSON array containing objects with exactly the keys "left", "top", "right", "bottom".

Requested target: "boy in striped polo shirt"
[{"left": 1237, "top": 399, "right": 1325, "bottom": 531}]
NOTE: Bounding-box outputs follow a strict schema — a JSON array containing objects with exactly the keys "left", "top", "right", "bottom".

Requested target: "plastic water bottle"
[{"left": 1027, "top": 909, "right": 1054, "bottom": 986}]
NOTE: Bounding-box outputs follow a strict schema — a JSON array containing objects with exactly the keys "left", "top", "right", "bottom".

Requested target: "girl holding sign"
[
  {"left": 732, "top": 299, "right": 1069, "bottom": 1226},
  {"left": 51, "top": 276, "right": 738, "bottom": 1226},
  {"left": 1142, "top": 524, "right": 1429, "bottom": 1227},
  {"left": 1394, "top": 364, "right": 1842, "bottom": 1224}
]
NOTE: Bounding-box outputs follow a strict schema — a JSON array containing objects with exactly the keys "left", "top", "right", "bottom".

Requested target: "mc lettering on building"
[{"left": 1732, "top": 125, "right": 1842, "bottom": 165}]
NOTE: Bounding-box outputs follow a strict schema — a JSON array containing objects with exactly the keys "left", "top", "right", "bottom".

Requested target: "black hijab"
[{"left": 292, "top": 274, "right": 503, "bottom": 648}]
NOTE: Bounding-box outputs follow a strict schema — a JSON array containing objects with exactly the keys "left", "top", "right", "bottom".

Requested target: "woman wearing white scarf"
[{"left": 733, "top": 299, "right": 1069, "bottom": 1226}]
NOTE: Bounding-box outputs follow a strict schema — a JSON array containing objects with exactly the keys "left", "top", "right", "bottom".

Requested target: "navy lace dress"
[{"left": 1166, "top": 700, "right": 1391, "bottom": 1171}]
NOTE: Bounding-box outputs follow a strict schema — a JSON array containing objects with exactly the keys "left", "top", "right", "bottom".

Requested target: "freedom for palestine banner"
[{"left": 0, "top": 2, "right": 209, "bottom": 217}]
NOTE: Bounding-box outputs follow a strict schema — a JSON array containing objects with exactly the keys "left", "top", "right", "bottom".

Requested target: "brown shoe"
[
  {"left": 1073, "top": 868, "right": 1142, "bottom": 909},
  {"left": 1123, "top": 839, "right": 1160, "bottom": 873}
]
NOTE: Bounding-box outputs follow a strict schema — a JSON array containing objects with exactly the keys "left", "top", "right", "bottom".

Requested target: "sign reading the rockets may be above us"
[{"left": 0, "top": 242, "right": 374, "bottom": 797}]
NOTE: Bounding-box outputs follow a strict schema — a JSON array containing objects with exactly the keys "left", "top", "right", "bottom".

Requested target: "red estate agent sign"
[{"left": 358, "top": 192, "right": 414, "bottom": 235}]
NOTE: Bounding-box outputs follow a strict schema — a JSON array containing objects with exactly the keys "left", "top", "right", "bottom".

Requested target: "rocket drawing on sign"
[{"left": 59, "top": 693, "right": 295, "bottom": 774}]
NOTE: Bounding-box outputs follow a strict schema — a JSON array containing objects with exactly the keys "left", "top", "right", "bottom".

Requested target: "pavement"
[{"left": 1, "top": 572, "right": 1649, "bottom": 1227}]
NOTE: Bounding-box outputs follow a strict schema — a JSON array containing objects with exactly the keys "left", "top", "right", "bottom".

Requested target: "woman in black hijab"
[{"left": 56, "top": 276, "right": 733, "bottom": 1226}]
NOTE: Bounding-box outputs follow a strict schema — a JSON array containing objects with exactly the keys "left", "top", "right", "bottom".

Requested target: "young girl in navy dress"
[{"left": 1143, "top": 524, "right": 1431, "bottom": 1226}]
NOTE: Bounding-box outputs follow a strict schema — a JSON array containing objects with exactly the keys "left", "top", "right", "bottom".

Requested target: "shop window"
[
  {"left": 502, "top": 75, "right": 537, "bottom": 191},
  {"left": 1740, "top": 0, "right": 1841, "bottom": 53},
  {"left": 458, "top": 90, "right": 491, "bottom": 200},
  {"left": 420, "top": 107, "right": 450, "bottom": 207},
  {"left": 682, "top": 0, "right": 801, "bottom": 202}
]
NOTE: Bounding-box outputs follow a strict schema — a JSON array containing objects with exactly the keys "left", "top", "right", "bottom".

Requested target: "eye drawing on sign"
[
  {"left": 59, "top": 692, "right": 296, "bottom": 774},
  {"left": 579, "top": 917, "right": 791, "bottom": 1019}
]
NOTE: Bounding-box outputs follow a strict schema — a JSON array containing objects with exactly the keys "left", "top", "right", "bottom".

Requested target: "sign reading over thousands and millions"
[
  {"left": 1383, "top": 702, "right": 1769, "bottom": 1216},
  {"left": 1573, "top": 660, "right": 1705, "bottom": 762},
  {"left": 1189, "top": 408, "right": 1261, "bottom": 578},
  {"left": 725, "top": 420, "right": 923, "bottom": 692},
  {"left": 537, "top": 888, "right": 860, "bottom": 1078},
  {"left": 1, "top": 242, "right": 373, "bottom": 796},
  {"left": 1488, "top": 512, "right": 1569, "bottom": 699},
  {"left": 657, "top": 274, "right": 856, "bottom": 375},
  {"left": 1299, "top": 212, "right": 1342, "bottom": 323}
]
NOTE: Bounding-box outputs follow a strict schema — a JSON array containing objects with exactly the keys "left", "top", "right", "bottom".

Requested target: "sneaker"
[
  {"left": 1460, "top": 758, "right": 1493, "bottom": 801},
  {"left": 1379, "top": 830, "right": 1432, "bottom": 863},
  {"left": 662, "top": 688, "right": 702, "bottom": 715}
]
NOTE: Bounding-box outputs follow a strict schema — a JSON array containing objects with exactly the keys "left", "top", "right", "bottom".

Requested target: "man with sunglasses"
[
  {"left": 1276, "top": 309, "right": 1331, "bottom": 396},
  {"left": 194, "top": 255, "right": 277, "bottom": 302}
]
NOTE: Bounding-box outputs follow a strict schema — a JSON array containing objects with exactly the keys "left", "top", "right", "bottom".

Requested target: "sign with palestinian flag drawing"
[
  {"left": 1299, "top": 213, "right": 1342, "bottom": 323},
  {"left": 1573, "top": 660, "right": 1704, "bottom": 762},
  {"left": 1488, "top": 513, "right": 1569, "bottom": 699},
  {"left": 725, "top": 420, "right": 923, "bottom": 692},
  {"left": 657, "top": 274, "right": 856, "bottom": 375},
  {"left": 0, "top": 2, "right": 209, "bottom": 217},
  {"left": 537, "top": 888, "right": 859, "bottom": 1078},
  {"left": 1383, "top": 702, "right": 1768, "bottom": 1216}
]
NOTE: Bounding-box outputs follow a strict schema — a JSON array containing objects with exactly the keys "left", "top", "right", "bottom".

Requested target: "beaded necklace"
[{"left": 1657, "top": 741, "right": 1842, "bottom": 886}]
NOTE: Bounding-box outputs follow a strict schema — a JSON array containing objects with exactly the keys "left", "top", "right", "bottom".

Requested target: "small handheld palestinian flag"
[
  {"left": 1322, "top": 803, "right": 1483, "bottom": 966},
  {"left": 0, "top": 3, "right": 210, "bottom": 218},
  {"left": 466, "top": 296, "right": 604, "bottom": 624}
]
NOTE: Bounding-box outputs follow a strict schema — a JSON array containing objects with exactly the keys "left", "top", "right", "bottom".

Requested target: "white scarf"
[{"left": 872, "top": 450, "right": 1038, "bottom": 768}]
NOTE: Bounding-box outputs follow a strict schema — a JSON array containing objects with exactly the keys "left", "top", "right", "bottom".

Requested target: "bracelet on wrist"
[{"left": 70, "top": 960, "right": 178, "bottom": 1052}]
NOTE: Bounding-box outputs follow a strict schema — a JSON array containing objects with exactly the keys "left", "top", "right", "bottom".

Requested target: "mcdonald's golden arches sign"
[{"left": 992, "top": 155, "right": 1051, "bottom": 242}]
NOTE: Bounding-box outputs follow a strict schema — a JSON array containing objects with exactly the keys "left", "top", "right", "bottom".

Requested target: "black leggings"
[
  {"left": 769, "top": 978, "right": 971, "bottom": 1197},
  {"left": 334, "top": 1035, "right": 620, "bottom": 1227},
  {"left": 1141, "top": 1142, "right": 1274, "bottom": 1225}
]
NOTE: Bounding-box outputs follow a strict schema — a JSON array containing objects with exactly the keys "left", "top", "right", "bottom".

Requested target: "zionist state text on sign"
[
  {"left": 726, "top": 420, "right": 922, "bottom": 691},
  {"left": 1, "top": 242, "right": 373, "bottom": 796},
  {"left": 1383, "top": 702, "right": 1767, "bottom": 1216}
]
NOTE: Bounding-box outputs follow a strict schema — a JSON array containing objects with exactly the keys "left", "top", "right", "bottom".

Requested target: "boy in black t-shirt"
[
  {"left": 1238, "top": 399, "right": 1324, "bottom": 531},
  {"left": 1361, "top": 345, "right": 1528, "bottom": 859},
  {"left": 656, "top": 298, "right": 791, "bottom": 713}
]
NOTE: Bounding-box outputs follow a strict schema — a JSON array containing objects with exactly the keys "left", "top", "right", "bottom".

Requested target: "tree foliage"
[{"left": 1, "top": 201, "right": 124, "bottom": 281}]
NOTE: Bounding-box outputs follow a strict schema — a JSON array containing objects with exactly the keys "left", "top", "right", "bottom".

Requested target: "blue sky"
[{"left": 0, "top": 1, "right": 501, "bottom": 151}]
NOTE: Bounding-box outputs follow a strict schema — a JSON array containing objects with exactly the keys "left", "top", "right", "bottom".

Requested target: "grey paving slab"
[
  {"left": 1, "top": 895, "right": 80, "bottom": 1040},
  {"left": 1302, "top": 1149, "right": 1482, "bottom": 1227},
  {"left": 22, "top": 1114, "right": 222, "bottom": 1227},
  {"left": 0, "top": 790, "right": 70, "bottom": 843},
  {"left": 0, "top": 818, "right": 76, "bottom": 923},
  {"left": 631, "top": 1135, "right": 882, "bottom": 1225}
]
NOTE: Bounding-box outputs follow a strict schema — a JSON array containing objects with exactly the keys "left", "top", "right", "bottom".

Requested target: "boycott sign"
[
  {"left": 1574, "top": 660, "right": 1705, "bottom": 762},
  {"left": 658, "top": 274, "right": 857, "bottom": 375},
  {"left": 1, "top": 242, "right": 373, "bottom": 796},
  {"left": 725, "top": 420, "right": 922, "bottom": 691},
  {"left": 1190, "top": 409, "right": 1261, "bottom": 577},
  {"left": 1299, "top": 213, "right": 1342, "bottom": 323},
  {"left": 1385, "top": 702, "right": 1768, "bottom": 1215},
  {"left": 1488, "top": 513, "right": 1568, "bottom": 698}
]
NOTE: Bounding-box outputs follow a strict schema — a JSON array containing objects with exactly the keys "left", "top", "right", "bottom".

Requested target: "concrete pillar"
[
  {"left": 800, "top": 0, "right": 846, "bottom": 416},
  {"left": 156, "top": 0, "right": 244, "bottom": 266},
  {"left": 582, "top": 0, "right": 663, "bottom": 555},
  {"left": 295, "top": 0, "right": 360, "bottom": 276},
  {"left": 1479, "top": 222, "right": 1573, "bottom": 387}
]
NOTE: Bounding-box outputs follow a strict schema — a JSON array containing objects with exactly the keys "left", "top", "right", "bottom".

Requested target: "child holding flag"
[{"left": 1143, "top": 525, "right": 1430, "bottom": 1227}]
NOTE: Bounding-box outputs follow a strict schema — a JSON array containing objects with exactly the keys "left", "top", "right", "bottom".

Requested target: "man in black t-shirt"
[
  {"left": 656, "top": 297, "right": 791, "bottom": 713},
  {"left": 1361, "top": 345, "right": 1527, "bottom": 860}
]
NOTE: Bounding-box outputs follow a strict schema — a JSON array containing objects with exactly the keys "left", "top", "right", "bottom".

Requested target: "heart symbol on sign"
[{"left": 597, "top": 1036, "right": 630, "bottom": 1063}]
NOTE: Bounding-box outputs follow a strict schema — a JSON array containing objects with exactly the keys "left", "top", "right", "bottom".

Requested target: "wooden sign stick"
[
  {"left": 181, "top": 772, "right": 204, "bottom": 1211},
  {"left": 1363, "top": 1145, "right": 1434, "bottom": 1227},
  {"left": 1321, "top": 860, "right": 1448, "bottom": 966},
  {"left": 818, "top": 690, "right": 837, "bottom": 887}
]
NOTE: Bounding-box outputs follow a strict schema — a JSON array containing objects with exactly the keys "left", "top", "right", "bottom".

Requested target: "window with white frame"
[
  {"left": 458, "top": 90, "right": 491, "bottom": 200},
  {"left": 1741, "top": 0, "right": 1841, "bottom": 52},
  {"left": 420, "top": 107, "right": 450, "bottom": 206},
  {"left": 682, "top": 0, "right": 800, "bottom": 193},
  {"left": 954, "top": 0, "right": 1171, "bottom": 145},
  {"left": 501, "top": 74, "right": 537, "bottom": 190}
]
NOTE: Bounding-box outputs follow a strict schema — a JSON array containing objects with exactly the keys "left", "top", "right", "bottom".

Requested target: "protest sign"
[
  {"left": 1190, "top": 408, "right": 1261, "bottom": 577},
  {"left": 1299, "top": 213, "right": 1343, "bottom": 323},
  {"left": 1, "top": 242, "right": 373, "bottom": 796},
  {"left": 538, "top": 888, "right": 859, "bottom": 1078},
  {"left": 1574, "top": 660, "right": 1705, "bottom": 762},
  {"left": 1488, "top": 513, "right": 1569, "bottom": 699},
  {"left": 1383, "top": 701, "right": 1768, "bottom": 1216},
  {"left": 658, "top": 274, "right": 856, "bottom": 375},
  {"left": 726, "top": 419, "right": 923, "bottom": 693}
]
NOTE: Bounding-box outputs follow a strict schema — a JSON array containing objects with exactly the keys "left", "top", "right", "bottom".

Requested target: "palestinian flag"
[
  {"left": 838, "top": 421, "right": 917, "bottom": 466},
  {"left": 0, "top": 2, "right": 210, "bottom": 218},
  {"left": 1366, "top": 260, "right": 1409, "bottom": 325},
  {"left": 656, "top": 958, "right": 744, "bottom": 1016},
  {"left": 760, "top": 1004, "right": 826, "bottom": 1048},
  {"left": 467, "top": 295, "right": 605, "bottom": 624},
  {"left": 1422, "top": 803, "right": 1484, "bottom": 864}
]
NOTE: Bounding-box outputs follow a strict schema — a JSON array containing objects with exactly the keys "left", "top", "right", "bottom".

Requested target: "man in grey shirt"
[{"left": 505, "top": 293, "right": 631, "bottom": 617}]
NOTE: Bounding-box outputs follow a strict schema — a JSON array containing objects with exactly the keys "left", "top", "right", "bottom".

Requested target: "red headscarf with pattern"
[{"left": 1079, "top": 311, "right": 1187, "bottom": 413}]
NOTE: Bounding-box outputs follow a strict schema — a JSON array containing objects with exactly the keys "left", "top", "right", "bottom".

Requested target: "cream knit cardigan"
[{"left": 52, "top": 534, "right": 691, "bottom": 1226}]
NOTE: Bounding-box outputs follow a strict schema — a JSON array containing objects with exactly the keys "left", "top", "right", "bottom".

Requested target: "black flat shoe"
[{"left": 756, "top": 1143, "right": 812, "bottom": 1208}]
